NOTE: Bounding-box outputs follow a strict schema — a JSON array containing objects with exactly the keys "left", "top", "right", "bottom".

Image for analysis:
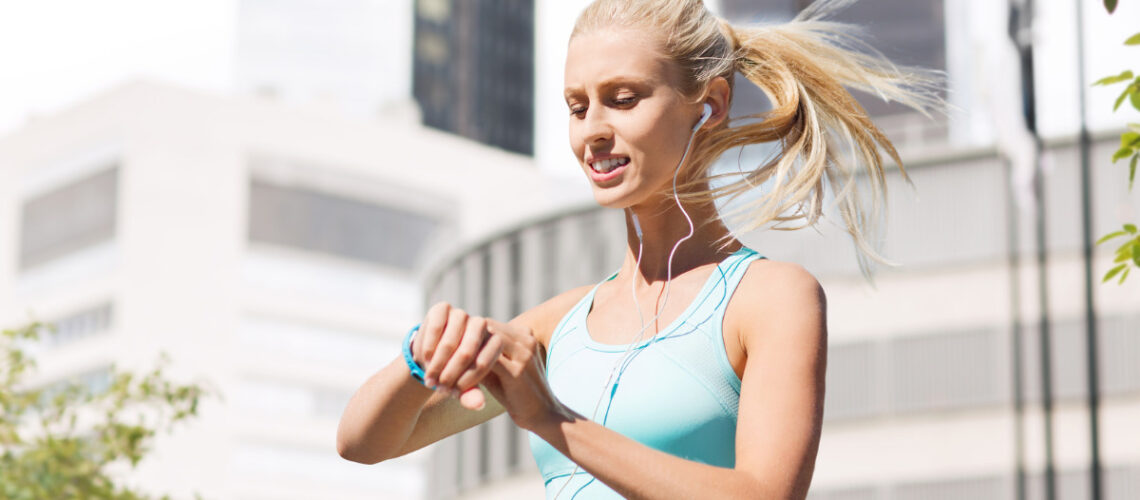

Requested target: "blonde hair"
[{"left": 572, "top": 0, "right": 942, "bottom": 275}]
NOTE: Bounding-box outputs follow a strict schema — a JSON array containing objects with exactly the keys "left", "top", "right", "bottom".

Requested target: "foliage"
[
  {"left": 0, "top": 323, "right": 209, "bottom": 500},
  {"left": 1097, "top": 224, "right": 1140, "bottom": 283},
  {"left": 1093, "top": 0, "right": 1140, "bottom": 283}
]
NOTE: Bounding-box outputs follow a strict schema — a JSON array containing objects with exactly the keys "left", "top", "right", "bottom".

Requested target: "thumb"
[
  {"left": 481, "top": 372, "right": 506, "bottom": 404},
  {"left": 459, "top": 387, "right": 486, "bottom": 411}
]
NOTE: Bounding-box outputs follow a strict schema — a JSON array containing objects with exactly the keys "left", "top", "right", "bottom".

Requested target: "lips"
[
  {"left": 589, "top": 156, "right": 630, "bottom": 173},
  {"left": 585, "top": 155, "right": 631, "bottom": 184}
]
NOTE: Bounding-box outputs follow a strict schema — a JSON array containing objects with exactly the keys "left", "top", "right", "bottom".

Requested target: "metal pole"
[
  {"left": 1074, "top": 1, "right": 1104, "bottom": 498},
  {"left": 1009, "top": 1, "right": 1056, "bottom": 498},
  {"left": 1004, "top": 154, "right": 1028, "bottom": 500}
]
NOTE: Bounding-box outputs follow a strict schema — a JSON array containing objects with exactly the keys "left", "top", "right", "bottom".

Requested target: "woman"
[{"left": 337, "top": 0, "right": 937, "bottom": 498}]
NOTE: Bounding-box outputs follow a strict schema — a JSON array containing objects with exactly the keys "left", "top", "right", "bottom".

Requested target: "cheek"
[
  {"left": 568, "top": 122, "right": 586, "bottom": 159},
  {"left": 625, "top": 117, "right": 690, "bottom": 163}
]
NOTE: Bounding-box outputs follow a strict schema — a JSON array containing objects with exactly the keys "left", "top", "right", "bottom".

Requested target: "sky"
[{"left": 0, "top": 0, "right": 236, "bottom": 135}]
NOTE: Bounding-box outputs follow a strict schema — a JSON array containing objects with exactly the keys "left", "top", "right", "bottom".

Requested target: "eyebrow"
[{"left": 564, "top": 75, "right": 657, "bottom": 99}]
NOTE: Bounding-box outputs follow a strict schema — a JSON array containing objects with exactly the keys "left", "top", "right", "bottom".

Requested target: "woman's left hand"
[{"left": 479, "top": 319, "right": 570, "bottom": 432}]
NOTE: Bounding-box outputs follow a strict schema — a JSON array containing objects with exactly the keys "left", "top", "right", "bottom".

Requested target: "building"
[
  {"left": 0, "top": 80, "right": 573, "bottom": 500},
  {"left": 413, "top": 0, "right": 536, "bottom": 156}
]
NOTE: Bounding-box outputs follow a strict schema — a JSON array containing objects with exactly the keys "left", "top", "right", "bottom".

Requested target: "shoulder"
[
  {"left": 728, "top": 259, "right": 827, "bottom": 354},
  {"left": 507, "top": 284, "right": 595, "bottom": 348}
]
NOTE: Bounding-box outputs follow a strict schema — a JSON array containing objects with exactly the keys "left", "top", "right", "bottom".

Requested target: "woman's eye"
[
  {"left": 569, "top": 106, "right": 586, "bottom": 117},
  {"left": 613, "top": 95, "right": 638, "bottom": 106}
]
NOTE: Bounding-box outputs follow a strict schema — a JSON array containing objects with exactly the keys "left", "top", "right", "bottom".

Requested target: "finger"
[
  {"left": 438, "top": 316, "right": 487, "bottom": 389},
  {"left": 424, "top": 308, "right": 467, "bottom": 387},
  {"left": 485, "top": 318, "right": 526, "bottom": 341},
  {"left": 454, "top": 334, "right": 503, "bottom": 390},
  {"left": 458, "top": 386, "right": 486, "bottom": 411},
  {"left": 416, "top": 302, "right": 451, "bottom": 366},
  {"left": 486, "top": 319, "right": 537, "bottom": 361},
  {"left": 490, "top": 354, "right": 523, "bottom": 379},
  {"left": 480, "top": 372, "right": 505, "bottom": 404}
]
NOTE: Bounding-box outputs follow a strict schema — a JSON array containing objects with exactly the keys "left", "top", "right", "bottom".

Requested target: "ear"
[{"left": 700, "top": 76, "right": 731, "bottom": 130}]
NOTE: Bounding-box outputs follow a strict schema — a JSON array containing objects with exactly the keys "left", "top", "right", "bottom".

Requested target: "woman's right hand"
[{"left": 414, "top": 302, "right": 504, "bottom": 411}]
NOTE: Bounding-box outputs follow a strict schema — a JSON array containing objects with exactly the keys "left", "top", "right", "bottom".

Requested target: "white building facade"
[{"left": 0, "top": 81, "right": 571, "bottom": 500}]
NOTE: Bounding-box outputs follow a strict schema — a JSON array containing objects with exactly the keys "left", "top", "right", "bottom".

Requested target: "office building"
[
  {"left": 0, "top": 80, "right": 568, "bottom": 500},
  {"left": 413, "top": 0, "right": 536, "bottom": 155}
]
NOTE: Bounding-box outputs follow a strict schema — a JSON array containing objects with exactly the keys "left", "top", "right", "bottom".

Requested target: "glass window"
[
  {"left": 248, "top": 179, "right": 441, "bottom": 271},
  {"left": 47, "top": 302, "right": 113, "bottom": 347},
  {"left": 416, "top": 0, "right": 450, "bottom": 23},
  {"left": 19, "top": 168, "right": 118, "bottom": 270}
]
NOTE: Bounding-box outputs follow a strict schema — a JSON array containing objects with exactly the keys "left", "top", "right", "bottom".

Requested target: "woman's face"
[{"left": 564, "top": 29, "right": 702, "bottom": 209}]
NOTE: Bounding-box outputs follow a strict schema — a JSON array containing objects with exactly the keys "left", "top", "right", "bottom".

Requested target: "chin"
[
  {"left": 591, "top": 192, "right": 629, "bottom": 209},
  {"left": 590, "top": 185, "right": 638, "bottom": 209}
]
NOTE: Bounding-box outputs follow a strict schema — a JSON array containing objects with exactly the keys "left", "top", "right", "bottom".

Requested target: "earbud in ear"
[{"left": 693, "top": 103, "right": 713, "bottom": 131}]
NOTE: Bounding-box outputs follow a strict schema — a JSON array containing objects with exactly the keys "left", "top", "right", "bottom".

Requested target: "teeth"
[{"left": 590, "top": 157, "right": 628, "bottom": 173}]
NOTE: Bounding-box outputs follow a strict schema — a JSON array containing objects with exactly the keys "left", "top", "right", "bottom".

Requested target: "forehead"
[{"left": 564, "top": 29, "right": 679, "bottom": 92}]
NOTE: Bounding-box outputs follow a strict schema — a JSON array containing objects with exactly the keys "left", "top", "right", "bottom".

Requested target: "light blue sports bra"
[{"left": 529, "top": 247, "right": 763, "bottom": 499}]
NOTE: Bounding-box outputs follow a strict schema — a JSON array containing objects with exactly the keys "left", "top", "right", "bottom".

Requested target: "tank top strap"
[
  {"left": 672, "top": 246, "right": 763, "bottom": 370},
  {"left": 719, "top": 246, "right": 764, "bottom": 294},
  {"left": 685, "top": 247, "right": 764, "bottom": 324},
  {"left": 545, "top": 272, "right": 616, "bottom": 363}
]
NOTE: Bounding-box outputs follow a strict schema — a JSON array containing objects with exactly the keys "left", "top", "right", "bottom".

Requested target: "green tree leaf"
[
  {"left": 1094, "top": 69, "right": 1133, "bottom": 86},
  {"left": 0, "top": 323, "right": 211, "bottom": 499},
  {"left": 1127, "top": 32, "right": 1140, "bottom": 45},
  {"left": 1105, "top": 0, "right": 1118, "bottom": 14},
  {"left": 1099, "top": 230, "right": 1128, "bottom": 244},
  {"left": 1132, "top": 88, "right": 1140, "bottom": 112},
  {"left": 1132, "top": 155, "right": 1138, "bottom": 190},
  {"left": 1112, "top": 82, "right": 1140, "bottom": 111},
  {"left": 1122, "top": 131, "right": 1140, "bottom": 147},
  {"left": 1120, "top": 267, "right": 1131, "bottom": 284},
  {"left": 1126, "top": 223, "right": 1138, "bottom": 233},
  {"left": 1115, "top": 83, "right": 1137, "bottom": 111},
  {"left": 1103, "top": 263, "right": 1127, "bottom": 282},
  {"left": 1114, "top": 146, "right": 1133, "bottom": 162}
]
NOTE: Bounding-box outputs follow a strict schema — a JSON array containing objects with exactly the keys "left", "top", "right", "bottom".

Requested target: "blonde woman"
[{"left": 338, "top": 0, "right": 937, "bottom": 498}]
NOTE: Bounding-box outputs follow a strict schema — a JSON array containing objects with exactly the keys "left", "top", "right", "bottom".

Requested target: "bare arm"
[
  {"left": 335, "top": 356, "right": 503, "bottom": 464},
  {"left": 491, "top": 262, "right": 827, "bottom": 499},
  {"left": 336, "top": 287, "right": 592, "bottom": 464}
]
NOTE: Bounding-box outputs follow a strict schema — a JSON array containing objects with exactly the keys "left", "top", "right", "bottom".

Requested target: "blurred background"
[{"left": 0, "top": 0, "right": 1137, "bottom": 499}]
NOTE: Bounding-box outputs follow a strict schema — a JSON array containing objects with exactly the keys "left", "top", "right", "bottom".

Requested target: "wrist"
[
  {"left": 401, "top": 324, "right": 427, "bottom": 385},
  {"left": 528, "top": 402, "right": 579, "bottom": 436},
  {"left": 385, "top": 356, "right": 434, "bottom": 398}
]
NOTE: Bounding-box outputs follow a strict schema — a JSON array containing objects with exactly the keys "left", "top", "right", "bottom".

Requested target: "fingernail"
[{"left": 424, "top": 377, "right": 436, "bottom": 388}]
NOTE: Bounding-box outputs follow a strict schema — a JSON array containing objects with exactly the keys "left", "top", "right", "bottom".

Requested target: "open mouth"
[{"left": 589, "top": 157, "right": 630, "bottom": 174}]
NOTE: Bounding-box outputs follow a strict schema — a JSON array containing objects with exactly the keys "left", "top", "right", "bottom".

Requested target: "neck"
[{"left": 622, "top": 194, "right": 740, "bottom": 285}]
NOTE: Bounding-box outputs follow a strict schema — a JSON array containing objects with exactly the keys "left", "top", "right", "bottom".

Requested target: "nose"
[{"left": 582, "top": 107, "right": 613, "bottom": 146}]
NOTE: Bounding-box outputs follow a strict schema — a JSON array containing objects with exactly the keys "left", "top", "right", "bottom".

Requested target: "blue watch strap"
[{"left": 402, "top": 324, "right": 426, "bottom": 384}]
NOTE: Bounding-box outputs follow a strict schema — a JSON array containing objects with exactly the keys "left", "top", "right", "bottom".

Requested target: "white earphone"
[{"left": 693, "top": 103, "right": 713, "bottom": 131}]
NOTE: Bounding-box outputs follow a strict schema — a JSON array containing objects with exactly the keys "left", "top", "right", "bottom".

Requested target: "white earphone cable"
[{"left": 551, "top": 107, "right": 707, "bottom": 499}]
